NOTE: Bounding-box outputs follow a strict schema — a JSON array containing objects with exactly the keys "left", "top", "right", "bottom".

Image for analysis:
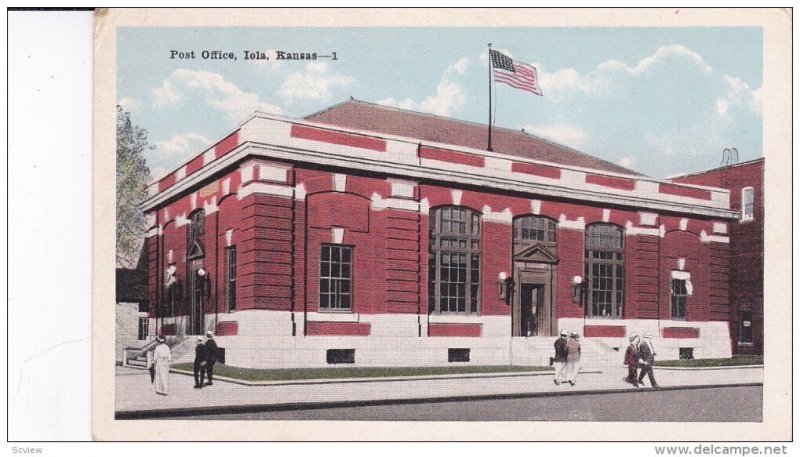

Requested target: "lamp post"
[{"left": 571, "top": 275, "right": 585, "bottom": 306}]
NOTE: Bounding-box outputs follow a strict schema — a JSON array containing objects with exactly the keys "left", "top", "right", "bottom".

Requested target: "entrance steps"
[{"left": 511, "top": 336, "right": 621, "bottom": 367}]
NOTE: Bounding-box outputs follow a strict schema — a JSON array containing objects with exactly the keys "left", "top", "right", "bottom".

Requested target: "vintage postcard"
[{"left": 93, "top": 8, "right": 791, "bottom": 441}]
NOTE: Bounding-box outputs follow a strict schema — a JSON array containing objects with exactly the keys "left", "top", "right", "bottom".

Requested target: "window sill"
[
  {"left": 737, "top": 342, "right": 754, "bottom": 346},
  {"left": 306, "top": 311, "right": 359, "bottom": 323},
  {"left": 428, "top": 314, "right": 484, "bottom": 324}
]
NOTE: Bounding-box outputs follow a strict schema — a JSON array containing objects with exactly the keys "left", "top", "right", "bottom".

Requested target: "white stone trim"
[
  {"left": 225, "top": 229, "right": 233, "bottom": 247},
  {"left": 700, "top": 230, "right": 729, "bottom": 244},
  {"left": 240, "top": 163, "right": 254, "bottom": 183},
  {"left": 294, "top": 183, "right": 307, "bottom": 201},
  {"left": 624, "top": 221, "right": 660, "bottom": 237},
  {"left": 258, "top": 162, "right": 291, "bottom": 182},
  {"left": 451, "top": 189, "right": 463, "bottom": 206},
  {"left": 672, "top": 269, "right": 690, "bottom": 280},
  {"left": 175, "top": 213, "right": 189, "bottom": 227},
  {"left": 333, "top": 173, "right": 347, "bottom": 192},
  {"left": 558, "top": 214, "right": 585, "bottom": 231},
  {"left": 659, "top": 224, "right": 666, "bottom": 237},
  {"left": 162, "top": 208, "right": 169, "bottom": 221},
  {"left": 602, "top": 209, "right": 611, "bottom": 222},
  {"left": 331, "top": 227, "right": 345, "bottom": 244},
  {"left": 676, "top": 258, "right": 686, "bottom": 271},
  {"left": 712, "top": 221, "right": 727, "bottom": 234},
  {"left": 145, "top": 212, "right": 156, "bottom": 228},
  {"left": 482, "top": 205, "right": 513, "bottom": 224},
  {"left": 237, "top": 182, "right": 293, "bottom": 200},
  {"left": 203, "top": 148, "right": 216, "bottom": 166},
  {"left": 204, "top": 196, "right": 219, "bottom": 215},
  {"left": 639, "top": 211, "right": 658, "bottom": 226},
  {"left": 175, "top": 165, "right": 187, "bottom": 181},
  {"left": 419, "top": 197, "right": 431, "bottom": 215},
  {"left": 306, "top": 312, "right": 360, "bottom": 323},
  {"left": 222, "top": 178, "right": 231, "bottom": 195},
  {"left": 371, "top": 193, "right": 419, "bottom": 212},
  {"left": 190, "top": 192, "right": 198, "bottom": 211},
  {"left": 428, "top": 314, "right": 486, "bottom": 324},
  {"left": 530, "top": 199, "right": 542, "bottom": 215},
  {"left": 388, "top": 179, "right": 416, "bottom": 198},
  {"left": 679, "top": 218, "right": 689, "bottom": 231},
  {"left": 484, "top": 156, "right": 512, "bottom": 172},
  {"left": 167, "top": 249, "right": 174, "bottom": 263}
]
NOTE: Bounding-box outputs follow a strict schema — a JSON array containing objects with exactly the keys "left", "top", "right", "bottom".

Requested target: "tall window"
[
  {"left": 671, "top": 278, "right": 688, "bottom": 320},
  {"left": 137, "top": 317, "right": 149, "bottom": 340},
  {"left": 225, "top": 246, "right": 237, "bottom": 312},
  {"left": 428, "top": 206, "right": 481, "bottom": 314},
  {"left": 513, "top": 215, "right": 557, "bottom": 244},
  {"left": 741, "top": 187, "right": 755, "bottom": 221},
  {"left": 320, "top": 245, "right": 353, "bottom": 311},
  {"left": 187, "top": 210, "right": 205, "bottom": 258},
  {"left": 739, "top": 309, "right": 753, "bottom": 343},
  {"left": 584, "top": 224, "right": 624, "bottom": 318}
]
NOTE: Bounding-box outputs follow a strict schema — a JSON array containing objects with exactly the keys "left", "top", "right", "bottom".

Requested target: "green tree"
[{"left": 117, "top": 106, "right": 153, "bottom": 268}]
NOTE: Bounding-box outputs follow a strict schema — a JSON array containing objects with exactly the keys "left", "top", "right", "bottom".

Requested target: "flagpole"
[{"left": 487, "top": 43, "right": 493, "bottom": 152}]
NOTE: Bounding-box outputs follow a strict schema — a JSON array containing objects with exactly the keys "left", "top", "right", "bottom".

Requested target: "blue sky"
[{"left": 117, "top": 27, "right": 762, "bottom": 180}]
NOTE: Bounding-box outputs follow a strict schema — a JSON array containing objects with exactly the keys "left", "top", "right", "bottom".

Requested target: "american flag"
[{"left": 490, "top": 49, "right": 542, "bottom": 96}]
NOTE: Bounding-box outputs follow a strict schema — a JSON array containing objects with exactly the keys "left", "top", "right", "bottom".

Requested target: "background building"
[
  {"left": 672, "top": 158, "right": 764, "bottom": 355},
  {"left": 141, "top": 100, "right": 740, "bottom": 368}
]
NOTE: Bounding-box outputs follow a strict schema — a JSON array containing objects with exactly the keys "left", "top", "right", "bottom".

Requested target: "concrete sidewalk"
[{"left": 114, "top": 365, "right": 763, "bottom": 419}]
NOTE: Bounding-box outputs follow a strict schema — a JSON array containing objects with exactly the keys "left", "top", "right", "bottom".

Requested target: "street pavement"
[
  {"left": 115, "top": 364, "right": 763, "bottom": 419},
  {"left": 192, "top": 385, "right": 763, "bottom": 422}
]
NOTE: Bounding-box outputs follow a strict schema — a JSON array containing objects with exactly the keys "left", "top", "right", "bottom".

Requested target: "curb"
[
  {"left": 168, "top": 368, "right": 602, "bottom": 387},
  {"left": 654, "top": 365, "right": 764, "bottom": 371},
  {"left": 115, "top": 382, "right": 763, "bottom": 420}
]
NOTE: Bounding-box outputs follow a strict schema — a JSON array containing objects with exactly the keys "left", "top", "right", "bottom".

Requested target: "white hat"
[
  {"left": 570, "top": 332, "right": 579, "bottom": 338},
  {"left": 206, "top": 331, "right": 214, "bottom": 337},
  {"left": 560, "top": 330, "right": 568, "bottom": 336},
  {"left": 197, "top": 336, "right": 204, "bottom": 342}
]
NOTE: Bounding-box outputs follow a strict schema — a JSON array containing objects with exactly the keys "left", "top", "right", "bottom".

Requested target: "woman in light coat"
[{"left": 152, "top": 335, "right": 172, "bottom": 395}]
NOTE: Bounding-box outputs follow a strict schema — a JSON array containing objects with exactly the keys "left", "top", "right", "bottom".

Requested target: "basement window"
[
  {"left": 679, "top": 348, "right": 694, "bottom": 360},
  {"left": 326, "top": 349, "right": 355, "bottom": 364},
  {"left": 448, "top": 348, "right": 470, "bottom": 363}
]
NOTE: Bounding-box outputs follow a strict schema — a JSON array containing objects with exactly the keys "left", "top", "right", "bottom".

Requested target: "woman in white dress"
[{"left": 153, "top": 335, "right": 172, "bottom": 395}]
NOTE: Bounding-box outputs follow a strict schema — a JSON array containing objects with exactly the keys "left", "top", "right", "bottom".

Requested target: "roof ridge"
[{"left": 309, "top": 98, "right": 639, "bottom": 175}]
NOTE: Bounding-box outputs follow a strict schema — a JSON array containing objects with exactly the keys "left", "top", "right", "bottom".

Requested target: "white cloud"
[
  {"left": 152, "top": 69, "right": 282, "bottom": 121},
  {"left": 118, "top": 97, "right": 142, "bottom": 112},
  {"left": 715, "top": 99, "right": 730, "bottom": 116},
  {"left": 378, "top": 57, "right": 469, "bottom": 117},
  {"left": 278, "top": 62, "right": 354, "bottom": 103},
  {"left": 154, "top": 133, "right": 211, "bottom": 158},
  {"left": 618, "top": 156, "right": 635, "bottom": 169},
  {"left": 537, "top": 44, "right": 714, "bottom": 98},
  {"left": 524, "top": 123, "right": 588, "bottom": 150}
]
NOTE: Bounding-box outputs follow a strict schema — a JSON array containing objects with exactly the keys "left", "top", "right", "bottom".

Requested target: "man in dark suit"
[
  {"left": 637, "top": 333, "right": 659, "bottom": 388},
  {"left": 204, "top": 331, "right": 219, "bottom": 386},
  {"left": 553, "top": 330, "right": 569, "bottom": 385},
  {"left": 193, "top": 336, "right": 207, "bottom": 389}
]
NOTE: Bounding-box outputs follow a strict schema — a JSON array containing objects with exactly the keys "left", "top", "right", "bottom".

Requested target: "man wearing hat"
[
  {"left": 637, "top": 333, "right": 659, "bottom": 388},
  {"left": 204, "top": 330, "right": 219, "bottom": 386},
  {"left": 152, "top": 335, "right": 172, "bottom": 396},
  {"left": 565, "top": 332, "right": 582, "bottom": 386},
  {"left": 553, "top": 330, "right": 569, "bottom": 385},
  {"left": 193, "top": 336, "right": 207, "bottom": 389},
  {"left": 624, "top": 335, "right": 640, "bottom": 387}
]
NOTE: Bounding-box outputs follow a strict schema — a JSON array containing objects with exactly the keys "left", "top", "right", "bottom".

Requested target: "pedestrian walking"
[
  {"left": 204, "top": 331, "right": 219, "bottom": 386},
  {"left": 565, "top": 332, "right": 581, "bottom": 386},
  {"left": 624, "top": 335, "right": 640, "bottom": 387},
  {"left": 553, "top": 330, "right": 569, "bottom": 385},
  {"left": 152, "top": 335, "right": 172, "bottom": 396},
  {"left": 637, "top": 333, "right": 660, "bottom": 388},
  {"left": 193, "top": 336, "right": 207, "bottom": 389}
]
